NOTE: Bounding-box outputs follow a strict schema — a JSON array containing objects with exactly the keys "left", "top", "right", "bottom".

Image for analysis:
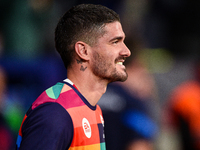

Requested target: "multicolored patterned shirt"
[{"left": 16, "top": 79, "right": 106, "bottom": 150}]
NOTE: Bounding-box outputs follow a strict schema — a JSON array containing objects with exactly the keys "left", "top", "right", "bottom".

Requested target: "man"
[{"left": 16, "top": 4, "right": 130, "bottom": 150}]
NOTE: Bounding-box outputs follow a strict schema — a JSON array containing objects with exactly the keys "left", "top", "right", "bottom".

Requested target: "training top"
[{"left": 16, "top": 79, "right": 106, "bottom": 150}]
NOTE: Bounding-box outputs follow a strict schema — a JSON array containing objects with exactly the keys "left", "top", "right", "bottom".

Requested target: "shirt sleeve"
[{"left": 19, "top": 102, "right": 73, "bottom": 150}]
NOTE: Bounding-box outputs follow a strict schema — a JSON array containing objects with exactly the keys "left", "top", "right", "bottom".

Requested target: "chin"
[
  {"left": 118, "top": 70, "right": 128, "bottom": 82},
  {"left": 109, "top": 73, "right": 128, "bottom": 83},
  {"left": 119, "top": 75, "right": 128, "bottom": 82}
]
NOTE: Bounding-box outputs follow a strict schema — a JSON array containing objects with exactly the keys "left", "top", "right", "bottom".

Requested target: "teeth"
[{"left": 116, "top": 62, "right": 123, "bottom": 65}]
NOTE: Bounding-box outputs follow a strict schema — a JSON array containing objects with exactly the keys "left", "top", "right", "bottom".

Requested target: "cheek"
[
  {"left": 93, "top": 46, "right": 117, "bottom": 66},
  {"left": 98, "top": 54, "right": 113, "bottom": 70},
  {"left": 103, "top": 54, "right": 115, "bottom": 67}
]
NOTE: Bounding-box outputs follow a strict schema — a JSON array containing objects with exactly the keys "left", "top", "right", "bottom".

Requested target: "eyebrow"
[{"left": 109, "top": 36, "right": 124, "bottom": 42}]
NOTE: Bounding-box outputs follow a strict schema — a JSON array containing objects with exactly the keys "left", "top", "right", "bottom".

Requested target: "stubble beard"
[{"left": 91, "top": 51, "right": 128, "bottom": 83}]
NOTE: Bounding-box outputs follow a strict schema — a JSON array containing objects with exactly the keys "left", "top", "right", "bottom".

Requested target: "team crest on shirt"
[{"left": 82, "top": 118, "right": 92, "bottom": 138}]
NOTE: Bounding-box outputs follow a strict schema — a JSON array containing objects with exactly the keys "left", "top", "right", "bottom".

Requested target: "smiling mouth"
[
  {"left": 115, "top": 57, "right": 126, "bottom": 66},
  {"left": 116, "top": 62, "right": 123, "bottom": 65}
]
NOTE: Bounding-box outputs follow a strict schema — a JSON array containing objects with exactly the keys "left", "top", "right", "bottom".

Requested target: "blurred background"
[{"left": 1, "top": 0, "right": 200, "bottom": 150}]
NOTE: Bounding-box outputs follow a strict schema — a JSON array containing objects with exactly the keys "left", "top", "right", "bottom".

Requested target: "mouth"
[
  {"left": 116, "top": 61, "right": 123, "bottom": 65},
  {"left": 115, "top": 57, "right": 126, "bottom": 66},
  {"left": 116, "top": 60, "right": 126, "bottom": 70}
]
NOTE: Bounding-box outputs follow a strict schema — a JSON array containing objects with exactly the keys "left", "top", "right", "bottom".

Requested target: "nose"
[{"left": 121, "top": 43, "right": 131, "bottom": 57}]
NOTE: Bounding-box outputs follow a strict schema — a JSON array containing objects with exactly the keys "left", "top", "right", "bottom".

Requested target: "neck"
[{"left": 67, "top": 66, "right": 108, "bottom": 106}]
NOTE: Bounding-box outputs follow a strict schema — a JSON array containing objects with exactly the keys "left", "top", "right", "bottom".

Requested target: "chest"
[{"left": 67, "top": 105, "right": 106, "bottom": 150}]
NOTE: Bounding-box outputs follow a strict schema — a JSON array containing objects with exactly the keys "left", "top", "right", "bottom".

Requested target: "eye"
[
  {"left": 112, "top": 40, "right": 119, "bottom": 44},
  {"left": 110, "top": 37, "right": 123, "bottom": 45}
]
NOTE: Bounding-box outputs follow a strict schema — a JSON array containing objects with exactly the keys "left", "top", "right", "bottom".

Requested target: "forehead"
[{"left": 101, "top": 21, "right": 125, "bottom": 39}]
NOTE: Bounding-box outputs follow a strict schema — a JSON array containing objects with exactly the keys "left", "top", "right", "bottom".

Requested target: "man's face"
[{"left": 90, "top": 21, "right": 131, "bottom": 83}]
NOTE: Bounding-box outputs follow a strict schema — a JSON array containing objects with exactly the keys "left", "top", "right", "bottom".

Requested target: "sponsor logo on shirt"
[{"left": 82, "top": 118, "right": 91, "bottom": 138}]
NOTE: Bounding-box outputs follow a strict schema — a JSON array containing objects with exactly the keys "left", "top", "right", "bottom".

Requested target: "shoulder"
[
  {"left": 32, "top": 82, "right": 72, "bottom": 109},
  {"left": 21, "top": 102, "right": 73, "bottom": 149},
  {"left": 25, "top": 102, "right": 73, "bottom": 130}
]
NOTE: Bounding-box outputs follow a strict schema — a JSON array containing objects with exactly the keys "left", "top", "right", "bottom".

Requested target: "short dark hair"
[{"left": 55, "top": 4, "right": 120, "bottom": 69}]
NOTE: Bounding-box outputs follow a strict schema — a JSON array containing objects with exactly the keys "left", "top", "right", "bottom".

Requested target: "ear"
[{"left": 74, "top": 41, "right": 90, "bottom": 61}]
